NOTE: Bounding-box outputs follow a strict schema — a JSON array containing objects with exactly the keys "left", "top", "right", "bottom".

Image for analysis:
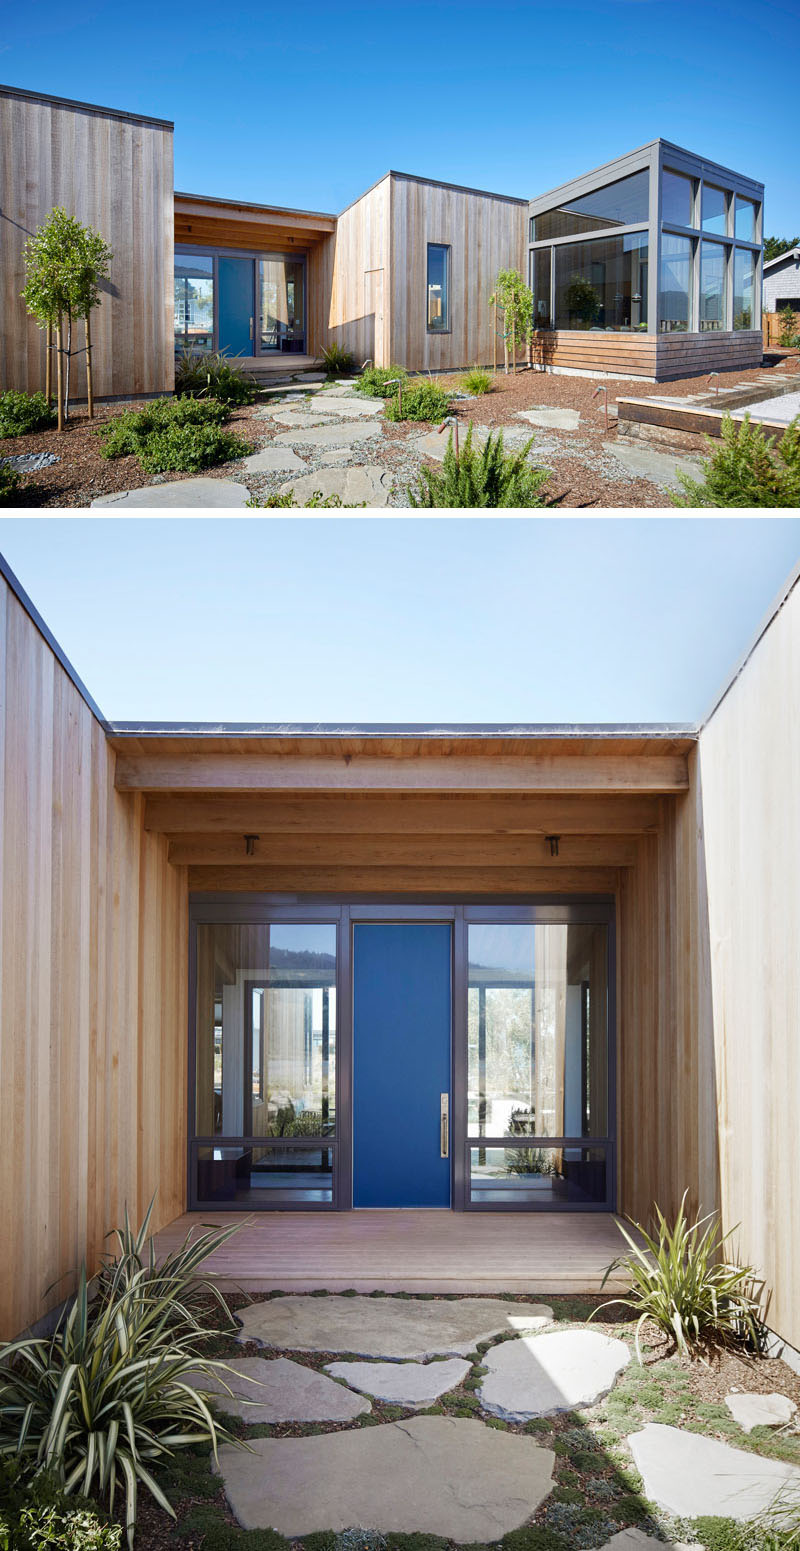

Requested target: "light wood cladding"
[
  {"left": 0, "top": 88, "right": 174, "bottom": 399},
  {"left": 309, "top": 177, "right": 391, "bottom": 366},
  {"left": 0, "top": 576, "right": 188, "bottom": 1339}
]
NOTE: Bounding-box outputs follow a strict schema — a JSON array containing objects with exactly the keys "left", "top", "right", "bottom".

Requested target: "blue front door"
[
  {"left": 218, "top": 256, "right": 254, "bottom": 356},
  {"left": 353, "top": 923, "right": 451, "bottom": 1208}
]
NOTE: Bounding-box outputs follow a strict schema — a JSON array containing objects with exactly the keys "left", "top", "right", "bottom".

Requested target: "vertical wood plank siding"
[
  {"left": 0, "top": 90, "right": 174, "bottom": 399},
  {"left": 308, "top": 176, "right": 391, "bottom": 365},
  {"left": 0, "top": 578, "right": 188, "bottom": 1339}
]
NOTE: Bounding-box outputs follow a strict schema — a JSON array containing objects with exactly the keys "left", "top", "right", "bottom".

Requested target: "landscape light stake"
[
  {"left": 592, "top": 383, "right": 609, "bottom": 432},
  {"left": 438, "top": 415, "right": 459, "bottom": 460},
  {"left": 493, "top": 298, "right": 497, "bottom": 373},
  {"left": 385, "top": 377, "right": 403, "bottom": 416},
  {"left": 707, "top": 371, "right": 720, "bottom": 396}
]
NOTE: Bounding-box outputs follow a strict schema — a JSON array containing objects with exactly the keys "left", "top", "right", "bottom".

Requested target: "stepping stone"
[
  {"left": 317, "top": 447, "right": 354, "bottom": 465},
  {"left": 628, "top": 1422, "right": 800, "bottom": 1521},
  {"left": 267, "top": 409, "right": 337, "bottom": 428},
  {"left": 312, "top": 396, "right": 385, "bottom": 416},
  {"left": 602, "top": 439, "right": 705, "bottom": 491},
  {"left": 479, "top": 1329, "right": 630, "bottom": 1421},
  {"left": 237, "top": 1294, "right": 554, "bottom": 1359},
  {"left": 92, "top": 477, "right": 249, "bottom": 508},
  {"left": 278, "top": 466, "right": 392, "bottom": 507},
  {"left": 242, "top": 447, "right": 306, "bottom": 474},
  {"left": 516, "top": 407, "right": 581, "bottom": 430},
  {"left": 413, "top": 423, "right": 534, "bottom": 462},
  {"left": 725, "top": 1391, "right": 797, "bottom": 1433},
  {"left": 185, "top": 1356, "right": 369, "bottom": 1422},
  {"left": 599, "top": 1532, "right": 695, "bottom": 1551},
  {"left": 273, "top": 420, "right": 382, "bottom": 449},
  {"left": 217, "top": 1415, "right": 554, "bottom": 1539},
  {"left": 325, "top": 1357, "right": 471, "bottom": 1407}
]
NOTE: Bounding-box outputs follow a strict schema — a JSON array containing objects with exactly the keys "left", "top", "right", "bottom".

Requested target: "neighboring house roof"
[{"left": 763, "top": 247, "right": 800, "bottom": 271}]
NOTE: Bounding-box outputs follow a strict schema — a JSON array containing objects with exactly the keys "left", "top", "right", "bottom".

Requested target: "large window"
[
  {"left": 174, "top": 254, "right": 214, "bottom": 354},
  {"left": 259, "top": 258, "right": 305, "bottom": 352},
  {"left": 733, "top": 248, "right": 757, "bottom": 330},
  {"left": 427, "top": 244, "right": 450, "bottom": 332},
  {"left": 661, "top": 169, "right": 694, "bottom": 229},
  {"left": 659, "top": 233, "right": 693, "bottom": 332},
  {"left": 532, "top": 247, "right": 552, "bottom": 327},
  {"left": 700, "top": 241, "right": 728, "bottom": 330},
  {"left": 553, "top": 233, "right": 648, "bottom": 331},
  {"left": 702, "top": 184, "right": 728, "bottom": 236},
  {"left": 531, "top": 169, "right": 649, "bottom": 242},
  {"left": 735, "top": 197, "right": 758, "bottom": 244}
]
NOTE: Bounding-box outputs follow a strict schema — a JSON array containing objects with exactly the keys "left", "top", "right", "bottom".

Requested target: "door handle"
[{"left": 440, "top": 1093, "right": 449, "bottom": 1158}]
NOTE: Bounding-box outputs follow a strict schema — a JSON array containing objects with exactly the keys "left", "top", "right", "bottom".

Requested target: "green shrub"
[
  {"left": 594, "top": 1190, "right": 764, "bottom": 1361},
  {"left": 461, "top": 366, "right": 494, "bottom": 395},
  {"left": 408, "top": 425, "right": 549, "bottom": 508},
  {"left": 0, "top": 1500, "right": 122, "bottom": 1549},
  {"left": 0, "top": 464, "right": 27, "bottom": 506},
  {"left": 0, "top": 390, "right": 57, "bottom": 438},
  {"left": 319, "top": 342, "right": 356, "bottom": 376},
  {"left": 672, "top": 413, "right": 800, "bottom": 508},
  {"left": 777, "top": 306, "right": 800, "bottom": 349},
  {"left": 355, "top": 364, "right": 409, "bottom": 398},
  {"left": 174, "top": 349, "right": 257, "bottom": 404},
  {"left": 97, "top": 397, "right": 229, "bottom": 458},
  {"left": 96, "top": 398, "right": 249, "bottom": 473},
  {"left": 385, "top": 381, "right": 453, "bottom": 423},
  {"left": 137, "top": 423, "right": 252, "bottom": 474}
]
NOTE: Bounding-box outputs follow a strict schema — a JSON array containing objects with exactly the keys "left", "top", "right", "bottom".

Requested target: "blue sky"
[
  {"left": 1, "top": 517, "right": 798, "bottom": 724},
  {"left": 2, "top": 0, "right": 798, "bottom": 232}
]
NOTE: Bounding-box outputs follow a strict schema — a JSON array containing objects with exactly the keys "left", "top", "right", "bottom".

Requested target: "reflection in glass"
[
  {"left": 661, "top": 170, "right": 694, "bottom": 229},
  {"left": 735, "top": 198, "right": 757, "bottom": 244},
  {"left": 174, "top": 253, "right": 214, "bottom": 353},
  {"left": 733, "top": 248, "right": 757, "bottom": 330},
  {"left": 659, "top": 233, "right": 693, "bottom": 332},
  {"left": 260, "top": 259, "right": 305, "bottom": 352},
  {"left": 467, "top": 923, "right": 608, "bottom": 1145},
  {"left": 532, "top": 247, "right": 552, "bottom": 326},
  {"left": 700, "top": 241, "right": 727, "bottom": 330},
  {"left": 470, "top": 1146, "right": 606, "bottom": 1205},
  {"left": 554, "top": 234, "right": 648, "bottom": 331},
  {"left": 532, "top": 170, "right": 649, "bottom": 241},
  {"left": 702, "top": 185, "right": 728, "bottom": 235},
  {"left": 196, "top": 1144, "right": 333, "bottom": 1205},
  {"left": 427, "top": 244, "right": 450, "bottom": 331}
]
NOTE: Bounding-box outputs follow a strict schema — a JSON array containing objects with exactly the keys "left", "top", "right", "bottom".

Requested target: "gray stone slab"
[
  {"left": 599, "top": 1532, "right": 695, "bottom": 1551},
  {"left": 272, "top": 420, "right": 383, "bottom": 449},
  {"left": 325, "top": 1357, "right": 471, "bottom": 1407},
  {"left": 311, "top": 396, "right": 385, "bottom": 416},
  {"left": 218, "top": 1415, "right": 555, "bottom": 1539},
  {"left": 413, "top": 423, "right": 533, "bottom": 462},
  {"left": 316, "top": 448, "right": 355, "bottom": 465},
  {"left": 237, "top": 1294, "right": 554, "bottom": 1359},
  {"left": 479, "top": 1328, "right": 630, "bottom": 1421},
  {"left": 242, "top": 447, "right": 306, "bottom": 474},
  {"left": 278, "top": 466, "right": 392, "bottom": 507},
  {"left": 516, "top": 407, "right": 582, "bottom": 430},
  {"left": 601, "top": 439, "right": 705, "bottom": 491},
  {"left": 92, "top": 477, "right": 249, "bottom": 508},
  {"left": 725, "top": 1391, "right": 797, "bottom": 1433},
  {"left": 267, "top": 409, "right": 338, "bottom": 428},
  {"left": 628, "top": 1422, "right": 800, "bottom": 1521},
  {"left": 185, "top": 1356, "right": 370, "bottom": 1422}
]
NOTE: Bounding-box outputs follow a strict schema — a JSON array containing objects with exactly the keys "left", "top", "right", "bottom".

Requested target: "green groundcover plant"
[
  {"left": 247, "top": 490, "right": 366, "bottom": 507},
  {"left": 354, "top": 364, "right": 409, "bottom": 398},
  {"left": 174, "top": 350, "right": 257, "bottom": 406},
  {"left": 594, "top": 1189, "right": 764, "bottom": 1361},
  {"left": 0, "top": 465, "right": 28, "bottom": 506},
  {"left": 672, "top": 413, "right": 800, "bottom": 508},
  {"left": 408, "top": 425, "right": 549, "bottom": 507},
  {"left": 96, "top": 398, "right": 252, "bottom": 474},
  {"left": 0, "top": 391, "right": 57, "bottom": 438},
  {"left": 384, "top": 381, "right": 452, "bottom": 423}
]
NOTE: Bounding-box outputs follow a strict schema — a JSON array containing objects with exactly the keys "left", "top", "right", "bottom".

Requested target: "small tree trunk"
[
  {"left": 64, "top": 311, "right": 72, "bottom": 422},
  {"left": 493, "top": 300, "right": 497, "bottom": 374},
  {"left": 503, "top": 312, "right": 509, "bottom": 375},
  {"left": 511, "top": 315, "right": 516, "bottom": 375},
  {"left": 86, "top": 312, "right": 94, "bottom": 420},
  {"left": 45, "top": 322, "right": 52, "bottom": 405},
  {"left": 55, "top": 316, "right": 64, "bottom": 433}
]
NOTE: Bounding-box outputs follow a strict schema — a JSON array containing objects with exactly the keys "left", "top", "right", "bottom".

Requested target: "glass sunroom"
[{"left": 528, "top": 140, "right": 763, "bottom": 346}]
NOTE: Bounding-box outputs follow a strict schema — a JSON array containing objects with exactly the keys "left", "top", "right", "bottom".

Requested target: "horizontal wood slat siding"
[
  {"left": 0, "top": 91, "right": 174, "bottom": 399},
  {"left": 0, "top": 578, "right": 188, "bottom": 1339},
  {"left": 698, "top": 579, "right": 800, "bottom": 1349},
  {"left": 308, "top": 177, "right": 391, "bottom": 366},
  {"left": 391, "top": 178, "right": 527, "bottom": 371},
  {"left": 533, "top": 333, "right": 658, "bottom": 378},
  {"left": 655, "top": 331, "right": 763, "bottom": 381}
]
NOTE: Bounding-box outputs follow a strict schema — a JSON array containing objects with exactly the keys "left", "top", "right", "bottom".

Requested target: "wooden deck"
[{"left": 154, "top": 1210, "right": 628, "bottom": 1295}]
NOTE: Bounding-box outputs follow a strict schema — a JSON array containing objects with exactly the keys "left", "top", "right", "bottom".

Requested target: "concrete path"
[
  {"left": 92, "top": 477, "right": 249, "bottom": 507},
  {"left": 628, "top": 1422, "right": 800, "bottom": 1521},
  {"left": 479, "top": 1328, "right": 630, "bottom": 1421},
  {"left": 325, "top": 1357, "right": 471, "bottom": 1407},
  {"left": 237, "top": 1294, "right": 553, "bottom": 1359},
  {"left": 217, "top": 1415, "right": 555, "bottom": 1540},
  {"left": 185, "top": 1356, "right": 370, "bottom": 1422}
]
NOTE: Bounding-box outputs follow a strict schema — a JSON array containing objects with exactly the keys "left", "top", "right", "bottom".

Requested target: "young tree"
[
  {"left": 489, "top": 270, "right": 534, "bottom": 374},
  {"left": 22, "top": 208, "right": 113, "bottom": 428}
]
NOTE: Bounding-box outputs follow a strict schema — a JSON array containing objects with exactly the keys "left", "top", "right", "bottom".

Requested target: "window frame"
[{"left": 426, "top": 242, "right": 451, "bottom": 335}]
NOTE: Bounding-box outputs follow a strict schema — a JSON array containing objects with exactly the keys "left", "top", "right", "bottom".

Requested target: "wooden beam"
[
  {"left": 174, "top": 196, "right": 336, "bottom": 235},
  {"left": 119, "top": 752, "right": 688, "bottom": 795},
  {"left": 186, "top": 864, "right": 620, "bottom": 893},
  {"left": 145, "top": 793, "right": 663, "bottom": 835},
  {"left": 168, "top": 833, "right": 638, "bottom": 868}
]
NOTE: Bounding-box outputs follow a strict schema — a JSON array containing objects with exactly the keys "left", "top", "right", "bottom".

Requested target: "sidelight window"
[{"left": 427, "top": 243, "right": 450, "bottom": 332}]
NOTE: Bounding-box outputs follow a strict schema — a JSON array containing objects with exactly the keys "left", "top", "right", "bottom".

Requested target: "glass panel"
[
  {"left": 702, "top": 184, "right": 728, "bottom": 235},
  {"left": 427, "top": 244, "right": 450, "bottom": 331},
  {"left": 467, "top": 923, "right": 608, "bottom": 1140},
  {"left": 532, "top": 248, "right": 552, "bottom": 327},
  {"left": 174, "top": 253, "right": 214, "bottom": 354},
  {"left": 735, "top": 197, "right": 757, "bottom": 244},
  {"left": 260, "top": 259, "right": 305, "bottom": 352},
  {"left": 532, "top": 169, "right": 649, "bottom": 241},
  {"left": 470, "top": 1146, "right": 607, "bottom": 1206},
  {"left": 734, "top": 247, "right": 757, "bottom": 330},
  {"left": 553, "top": 233, "right": 648, "bottom": 331},
  {"left": 661, "top": 169, "right": 694, "bottom": 229},
  {"left": 659, "top": 233, "right": 693, "bottom": 332},
  {"left": 196, "top": 1144, "right": 333, "bottom": 1205},
  {"left": 195, "top": 924, "right": 336, "bottom": 1138},
  {"left": 700, "top": 241, "right": 728, "bottom": 330}
]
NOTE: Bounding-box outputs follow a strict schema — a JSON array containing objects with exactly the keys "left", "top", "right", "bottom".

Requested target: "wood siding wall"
[
  {"left": 309, "top": 177, "right": 391, "bottom": 366},
  {"left": 531, "top": 329, "right": 763, "bottom": 381},
  {"left": 697, "top": 578, "right": 800, "bottom": 1349},
  {"left": 390, "top": 178, "right": 527, "bottom": 371},
  {"left": 0, "top": 90, "right": 174, "bottom": 400},
  {"left": 0, "top": 578, "right": 188, "bottom": 1339},
  {"left": 655, "top": 330, "right": 763, "bottom": 381}
]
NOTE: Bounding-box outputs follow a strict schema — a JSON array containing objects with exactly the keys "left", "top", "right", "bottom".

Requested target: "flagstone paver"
[
  {"left": 325, "top": 1357, "right": 471, "bottom": 1407},
  {"left": 267, "top": 409, "right": 339, "bottom": 429},
  {"left": 272, "top": 421, "right": 383, "bottom": 449},
  {"left": 628, "top": 1422, "right": 800, "bottom": 1521},
  {"left": 311, "top": 397, "right": 385, "bottom": 417},
  {"left": 241, "top": 446, "right": 306, "bottom": 474},
  {"left": 236, "top": 1294, "right": 554, "bottom": 1359},
  {"left": 479, "top": 1328, "right": 630, "bottom": 1420},
  {"left": 412, "top": 423, "right": 535, "bottom": 462},
  {"left": 599, "top": 1532, "right": 695, "bottom": 1551},
  {"left": 217, "top": 1415, "right": 555, "bottom": 1539},
  {"left": 602, "top": 439, "right": 705, "bottom": 491},
  {"left": 725, "top": 1391, "right": 797, "bottom": 1433},
  {"left": 185, "top": 1356, "right": 370, "bottom": 1422},
  {"left": 516, "top": 407, "right": 582, "bottom": 430},
  {"left": 277, "top": 466, "right": 393, "bottom": 506},
  {"left": 92, "top": 477, "right": 249, "bottom": 508}
]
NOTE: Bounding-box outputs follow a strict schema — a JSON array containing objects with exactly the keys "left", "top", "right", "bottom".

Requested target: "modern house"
[
  {"left": 1, "top": 550, "right": 798, "bottom": 1361},
  {"left": 763, "top": 246, "right": 800, "bottom": 314},
  {"left": 1, "top": 83, "right": 764, "bottom": 396}
]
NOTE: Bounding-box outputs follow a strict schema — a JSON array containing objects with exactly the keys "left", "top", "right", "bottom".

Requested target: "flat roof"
[
  {"left": 528, "top": 136, "right": 763, "bottom": 212},
  {"left": 0, "top": 81, "right": 173, "bottom": 131}
]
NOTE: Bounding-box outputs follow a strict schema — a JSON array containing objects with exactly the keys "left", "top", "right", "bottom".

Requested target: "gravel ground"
[{"left": 3, "top": 351, "right": 798, "bottom": 510}]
